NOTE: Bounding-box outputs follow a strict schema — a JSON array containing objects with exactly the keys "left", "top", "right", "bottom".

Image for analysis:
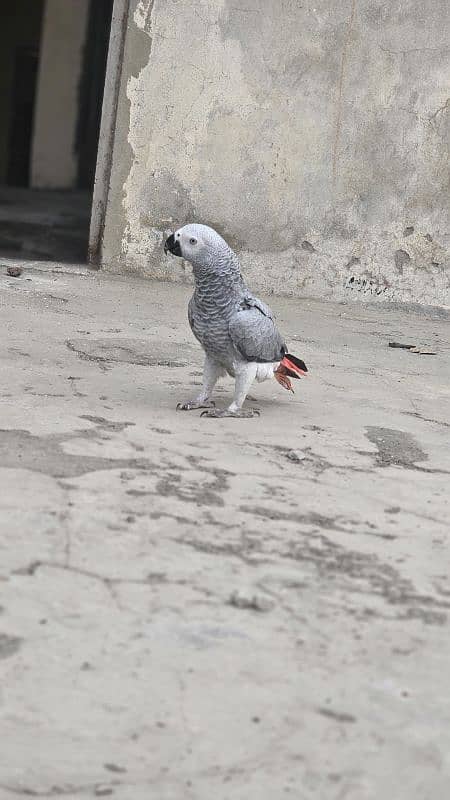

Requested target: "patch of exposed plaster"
[
  {"left": 134, "top": 0, "right": 153, "bottom": 32},
  {"left": 122, "top": 0, "right": 262, "bottom": 274}
]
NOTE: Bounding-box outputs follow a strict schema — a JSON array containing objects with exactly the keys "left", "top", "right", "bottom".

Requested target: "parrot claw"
[
  {"left": 200, "top": 408, "right": 260, "bottom": 419},
  {"left": 176, "top": 400, "right": 215, "bottom": 411}
]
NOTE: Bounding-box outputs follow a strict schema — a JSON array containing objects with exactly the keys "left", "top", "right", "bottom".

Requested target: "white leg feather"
[
  {"left": 256, "top": 363, "right": 278, "bottom": 383},
  {"left": 228, "top": 362, "right": 258, "bottom": 412},
  {"left": 177, "top": 355, "right": 224, "bottom": 410},
  {"left": 200, "top": 362, "right": 260, "bottom": 418}
]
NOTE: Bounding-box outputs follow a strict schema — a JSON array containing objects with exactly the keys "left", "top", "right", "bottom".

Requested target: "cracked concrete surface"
[{"left": 1, "top": 264, "right": 450, "bottom": 799}]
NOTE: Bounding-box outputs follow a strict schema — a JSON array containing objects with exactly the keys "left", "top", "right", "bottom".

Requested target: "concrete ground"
[{"left": 1, "top": 261, "right": 449, "bottom": 800}]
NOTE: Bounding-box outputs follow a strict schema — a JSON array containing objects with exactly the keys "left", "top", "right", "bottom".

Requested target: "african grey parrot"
[{"left": 164, "top": 224, "right": 307, "bottom": 418}]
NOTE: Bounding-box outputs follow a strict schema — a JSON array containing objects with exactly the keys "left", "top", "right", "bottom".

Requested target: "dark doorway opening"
[
  {"left": 0, "top": 0, "right": 113, "bottom": 264},
  {"left": 0, "top": 1, "right": 44, "bottom": 188},
  {"left": 76, "top": 0, "right": 114, "bottom": 192},
  {"left": 6, "top": 46, "right": 41, "bottom": 187}
]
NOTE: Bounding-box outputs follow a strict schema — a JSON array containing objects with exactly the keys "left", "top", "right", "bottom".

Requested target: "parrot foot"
[
  {"left": 200, "top": 407, "right": 260, "bottom": 419},
  {"left": 176, "top": 400, "right": 215, "bottom": 411}
]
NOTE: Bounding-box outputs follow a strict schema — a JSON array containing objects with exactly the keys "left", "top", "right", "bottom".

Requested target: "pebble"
[
  {"left": 286, "top": 449, "right": 306, "bottom": 462},
  {"left": 229, "top": 589, "right": 273, "bottom": 612},
  {"left": 6, "top": 266, "right": 22, "bottom": 277}
]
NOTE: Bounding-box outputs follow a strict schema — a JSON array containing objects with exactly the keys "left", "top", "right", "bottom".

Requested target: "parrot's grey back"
[
  {"left": 189, "top": 283, "right": 286, "bottom": 370},
  {"left": 228, "top": 296, "right": 286, "bottom": 363}
]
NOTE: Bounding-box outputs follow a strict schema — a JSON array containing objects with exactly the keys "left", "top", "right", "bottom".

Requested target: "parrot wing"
[
  {"left": 241, "top": 292, "right": 274, "bottom": 320},
  {"left": 229, "top": 296, "right": 287, "bottom": 363},
  {"left": 188, "top": 295, "right": 201, "bottom": 343}
]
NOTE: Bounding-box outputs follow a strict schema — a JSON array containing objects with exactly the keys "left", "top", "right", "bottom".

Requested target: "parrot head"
[{"left": 164, "top": 224, "right": 232, "bottom": 267}]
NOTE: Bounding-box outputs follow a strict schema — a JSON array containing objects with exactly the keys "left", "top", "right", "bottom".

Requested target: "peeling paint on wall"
[
  {"left": 103, "top": 0, "right": 450, "bottom": 306},
  {"left": 134, "top": 0, "right": 153, "bottom": 31}
]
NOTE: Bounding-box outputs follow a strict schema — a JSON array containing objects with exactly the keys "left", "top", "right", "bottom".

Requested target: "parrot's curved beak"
[{"left": 164, "top": 233, "right": 182, "bottom": 257}]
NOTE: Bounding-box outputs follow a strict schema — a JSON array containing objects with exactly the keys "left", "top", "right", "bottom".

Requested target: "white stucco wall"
[{"left": 99, "top": 0, "right": 450, "bottom": 306}]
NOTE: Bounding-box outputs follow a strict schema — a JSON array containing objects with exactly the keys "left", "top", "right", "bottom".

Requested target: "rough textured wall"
[{"left": 101, "top": 0, "right": 450, "bottom": 306}]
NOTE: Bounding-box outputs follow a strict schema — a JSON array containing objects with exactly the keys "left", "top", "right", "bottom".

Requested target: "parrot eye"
[{"left": 189, "top": 237, "right": 197, "bottom": 245}]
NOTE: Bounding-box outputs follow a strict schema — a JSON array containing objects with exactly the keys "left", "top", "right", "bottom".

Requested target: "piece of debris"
[
  {"left": 388, "top": 342, "right": 436, "bottom": 355},
  {"left": 317, "top": 707, "right": 356, "bottom": 724},
  {"left": 6, "top": 266, "right": 22, "bottom": 277},
  {"left": 409, "top": 347, "right": 437, "bottom": 355},
  {"left": 286, "top": 449, "right": 306, "bottom": 463},
  {"left": 104, "top": 763, "right": 127, "bottom": 774},
  {"left": 229, "top": 589, "right": 273, "bottom": 613}
]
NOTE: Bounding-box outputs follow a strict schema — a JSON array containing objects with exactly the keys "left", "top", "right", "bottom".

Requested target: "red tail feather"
[{"left": 280, "top": 353, "right": 308, "bottom": 379}]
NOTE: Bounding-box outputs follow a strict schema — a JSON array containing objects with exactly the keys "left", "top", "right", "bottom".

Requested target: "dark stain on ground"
[
  {"left": 149, "top": 511, "right": 193, "bottom": 525},
  {"left": 123, "top": 456, "right": 233, "bottom": 509},
  {"left": 66, "top": 338, "right": 193, "bottom": 368},
  {"left": 285, "top": 531, "right": 448, "bottom": 625},
  {"left": 317, "top": 707, "right": 356, "bottom": 724},
  {"left": 238, "top": 506, "right": 447, "bottom": 624},
  {"left": 0, "top": 417, "right": 152, "bottom": 478},
  {"left": 156, "top": 466, "right": 231, "bottom": 507},
  {"left": 175, "top": 536, "right": 263, "bottom": 564},
  {"left": 104, "top": 763, "right": 127, "bottom": 774},
  {"left": 79, "top": 415, "right": 135, "bottom": 432},
  {"left": 365, "top": 427, "right": 428, "bottom": 469},
  {"left": 240, "top": 506, "right": 355, "bottom": 532},
  {"left": 0, "top": 633, "right": 23, "bottom": 659}
]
